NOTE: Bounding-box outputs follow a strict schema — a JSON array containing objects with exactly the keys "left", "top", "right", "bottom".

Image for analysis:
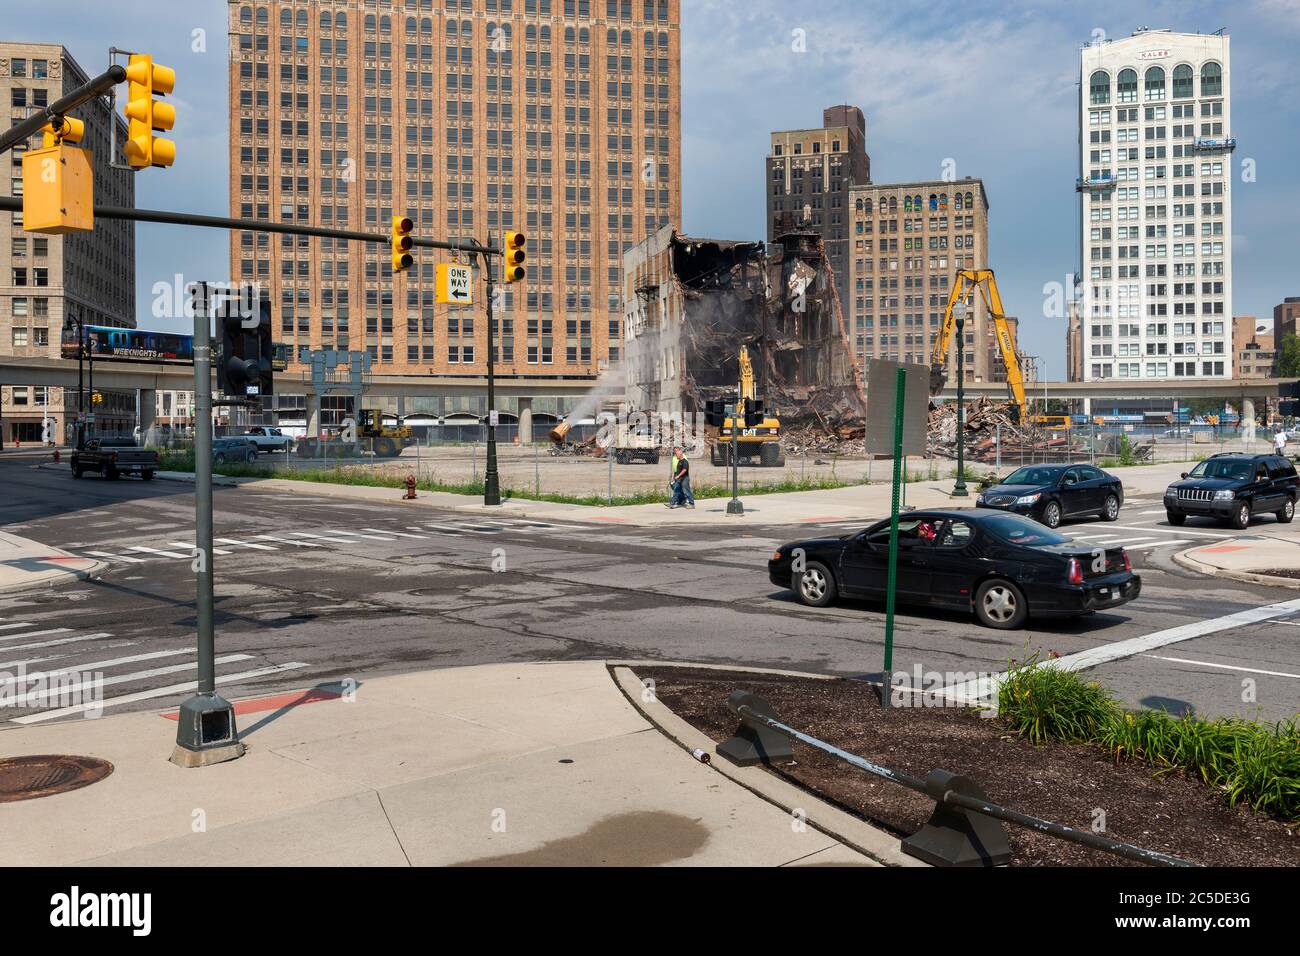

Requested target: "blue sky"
[{"left": 11, "top": 0, "right": 1300, "bottom": 377}]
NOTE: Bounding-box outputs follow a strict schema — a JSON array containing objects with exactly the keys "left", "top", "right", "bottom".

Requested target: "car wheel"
[
  {"left": 72, "top": 466, "right": 84, "bottom": 479},
  {"left": 1042, "top": 500, "right": 1062, "bottom": 529},
  {"left": 245, "top": 450, "right": 257, "bottom": 463},
  {"left": 1228, "top": 501, "right": 1251, "bottom": 530},
  {"left": 795, "top": 561, "right": 837, "bottom": 608},
  {"left": 1166, "top": 510, "right": 1186, "bottom": 526},
  {"left": 106, "top": 467, "right": 120, "bottom": 480},
  {"left": 1101, "top": 494, "right": 1120, "bottom": 521},
  {"left": 974, "top": 579, "right": 1028, "bottom": 630},
  {"left": 1277, "top": 497, "right": 1295, "bottom": 524},
  {"left": 141, "top": 470, "right": 155, "bottom": 481},
  {"left": 214, "top": 453, "right": 226, "bottom": 465}
]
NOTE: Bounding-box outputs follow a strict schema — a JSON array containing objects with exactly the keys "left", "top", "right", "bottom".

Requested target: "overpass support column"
[
  {"left": 306, "top": 391, "right": 321, "bottom": 440},
  {"left": 1243, "top": 397, "right": 1257, "bottom": 451},
  {"left": 517, "top": 397, "right": 534, "bottom": 445},
  {"left": 138, "top": 388, "right": 156, "bottom": 442}
]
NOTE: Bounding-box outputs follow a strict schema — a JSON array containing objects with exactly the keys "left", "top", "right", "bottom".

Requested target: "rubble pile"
[{"left": 926, "top": 396, "right": 1062, "bottom": 462}]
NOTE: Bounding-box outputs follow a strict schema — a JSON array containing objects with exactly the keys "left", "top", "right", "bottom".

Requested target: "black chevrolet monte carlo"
[{"left": 768, "top": 509, "right": 1141, "bottom": 629}]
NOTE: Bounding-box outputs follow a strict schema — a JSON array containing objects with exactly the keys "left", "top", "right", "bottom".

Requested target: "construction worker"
[
  {"left": 1275, "top": 427, "right": 1289, "bottom": 457},
  {"left": 666, "top": 445, "right": 695, "bottom": 509}
]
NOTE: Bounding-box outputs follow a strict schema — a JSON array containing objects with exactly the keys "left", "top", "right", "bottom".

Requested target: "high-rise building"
[
  {"left": 1232, "top": 315, "right": 1274, "bottom": 379},
  {"left": 227, "top": 0, "right": 681, "bottom": 422},
  {"left": 846, "top": 178, "right": 991, "bottom": 382},
  {"left": 766, "top": 105, "right": 870, "bottom": 317},
  {"left": 1078, "top": 28, "right": 1232, "bottom": 383},
  {"left": 0, "top": 41, "right": 136, "bottom": 443}
]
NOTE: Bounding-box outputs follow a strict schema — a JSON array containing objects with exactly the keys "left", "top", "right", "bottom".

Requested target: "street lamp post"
[
  {"left": 480, "top": 236, "right": 501, "bottom": 506},
  {"left": 952, "top": 301, "right": 969, "bottom": 497}
]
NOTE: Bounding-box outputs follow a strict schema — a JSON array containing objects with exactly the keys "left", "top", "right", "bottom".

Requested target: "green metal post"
[{"left": 882, "top": 367, "right": 906, "bottom": 710}]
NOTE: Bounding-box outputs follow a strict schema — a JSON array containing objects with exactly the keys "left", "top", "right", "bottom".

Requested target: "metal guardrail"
[{"left": 716, "top": 690, "right": 1198, "bottom": 868}]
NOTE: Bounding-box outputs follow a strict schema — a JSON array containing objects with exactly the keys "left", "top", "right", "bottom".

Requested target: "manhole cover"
[{"left": 0, "top": 754, "right": 114, "bottom": 802}]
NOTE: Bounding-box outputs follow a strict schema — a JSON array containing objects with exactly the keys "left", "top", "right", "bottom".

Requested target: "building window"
[
  {"left": 1117, "top": 68, "right": 1137, "bottom": 103},
  {"left": 1200, "top": 62, "right": 1223, "bottom": 97},
  {"left": 1089, "top": 70, "right": 1110, "bottom": 105},
  {"left": 1172, "top": 64, "right": 1193, "bottom": 99}
]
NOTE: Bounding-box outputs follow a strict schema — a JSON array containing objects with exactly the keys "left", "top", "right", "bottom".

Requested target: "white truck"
[{"left": 242, "top": 426, "right": 295, "bottom": 454}]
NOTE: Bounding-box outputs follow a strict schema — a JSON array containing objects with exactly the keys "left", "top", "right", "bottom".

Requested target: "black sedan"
[
  {"left": 976, "top": 463, "right": 1123, "bottom": 529},
  {"left": 768, "top": 509, "right": 1141, "bottom": 629}
]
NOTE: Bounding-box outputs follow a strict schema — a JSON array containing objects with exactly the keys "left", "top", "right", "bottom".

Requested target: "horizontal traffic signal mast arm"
[
  {"left": 0, "top": 196, "right": 500, "bottom": 255},
  {"left": 0, "top": 65, "right": 127, "bottom": 154}
]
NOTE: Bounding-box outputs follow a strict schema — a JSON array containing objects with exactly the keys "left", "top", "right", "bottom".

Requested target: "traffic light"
[
  {"left": 503, "top": 230, "right": 526, "bottom": 282},
  {"left": 216, "top": 288, "right": 273, "bottom": 398},
  {"left": 743, "top": 398, "right": 764, "bottom": 428},
  {"left": 703, "top": 399, "right": 726, "bottom": 428},
  {"left": 123, "top": 53, "right": 176, "bottom": 169},
  {"left": 41, "top": 117, "right": 84, "bottom": 147},
  {"left": 391, "top": 215, "right": 413, "bottom": 273}
]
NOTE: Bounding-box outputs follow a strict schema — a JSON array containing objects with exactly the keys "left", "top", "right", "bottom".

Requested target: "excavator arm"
[
  {"left": 929, "top": 268, "right": 1028, "bottom": 423},
  {"left": 738, "top": 345, "right": 756, "bottom": 402}
]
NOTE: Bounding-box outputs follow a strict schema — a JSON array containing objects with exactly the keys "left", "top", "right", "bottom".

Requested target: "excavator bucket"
[
  {"left": 929, "top": 363, "right": 949, "bottom": 395},
  {"left": 548, "top": 420, "right": 573, "bottom": 444}
]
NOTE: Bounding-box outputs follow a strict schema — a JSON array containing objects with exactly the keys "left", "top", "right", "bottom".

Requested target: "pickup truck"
[
  {"left": 242, "top": 426, "right": 294, "bottom": 453},
  {"left": 72, "top": 437, "right": 160, "bottom": 481}
]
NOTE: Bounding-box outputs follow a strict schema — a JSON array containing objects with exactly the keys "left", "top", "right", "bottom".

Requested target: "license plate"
[{"left": 1098, "top": 587, "right": 1110, "bottom": 596}]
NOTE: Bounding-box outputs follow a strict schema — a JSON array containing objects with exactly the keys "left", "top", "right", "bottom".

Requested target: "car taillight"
[
  {"left": 1122, "top": 549, "right": 1131, "bottom": 573},
  {"left": 1067, "top": 558, "right": 1083, "bottom": 585},
  {"left": 772, "top": 551, "right": 782, "bottom": 561},
  {"left": 110, "top": 451, "right": 118, "bottom": 462}
]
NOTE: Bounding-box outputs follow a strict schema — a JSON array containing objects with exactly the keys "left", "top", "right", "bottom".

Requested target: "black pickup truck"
[{"left": 72, "top": 437, "right": 160, "bottom": 481}]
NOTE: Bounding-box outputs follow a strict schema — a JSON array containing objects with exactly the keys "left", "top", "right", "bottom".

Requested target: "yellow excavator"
[
  {"left": 711, "top": 345, "right": 784, "bottom": 467},
  {"left": 929, "top": 268, "right": 1029, "bottom": 423}
]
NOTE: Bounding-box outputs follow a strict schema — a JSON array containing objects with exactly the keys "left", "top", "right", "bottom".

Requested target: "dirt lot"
[{"left": 635, "top": 665, "right": 1300, "bottom": 867}]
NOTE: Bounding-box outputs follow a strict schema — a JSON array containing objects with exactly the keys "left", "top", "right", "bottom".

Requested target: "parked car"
[
  {"left": 242, "top": 426, "right": 294, "bottom": 453},
  {"left": 213, "top": 436, "right": 258, "bottom": 465},
  {"left": 769, "top": 509, "right": 1140, "bottom": 629},
  {"left": 1164, "top": 453, "right": 1298, "bottom": 529},
  {"left": 976, "top": 463, "right": 1123, "bottom": 528},
  {"left": 72, "top": 437, "right": 160, "bottom": 481}
]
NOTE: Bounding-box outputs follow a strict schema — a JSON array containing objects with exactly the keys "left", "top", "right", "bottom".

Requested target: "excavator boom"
[{"left": 929, "top": 268, "right": 1028, "bottom": 423}]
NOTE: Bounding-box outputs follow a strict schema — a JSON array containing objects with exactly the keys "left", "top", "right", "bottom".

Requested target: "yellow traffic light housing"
[
  {"left": 123, "top": 53, "right": 176, "bottom": 169},
  {"left": 391, "top": 215, "right": 414, "bottom": 273},
  {"left": 21, "top": 141, "right": 94, "bottom": 234},
  {"left": 503, "top": 230, "right": 526, "bottom": 282},
  {"left": 41, "top": 117, "right": 84, "bottom": 148}
]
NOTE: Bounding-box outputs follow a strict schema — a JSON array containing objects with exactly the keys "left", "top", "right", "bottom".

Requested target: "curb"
[
  {"left": 0, "top": 558, "right": 107, "bottom": 596},
  {"left": 1172, "top": 546, "right": 1300, "bottom": 590},
  {"left": 609, "top": 664, "right": 925, "bottom": 867}
]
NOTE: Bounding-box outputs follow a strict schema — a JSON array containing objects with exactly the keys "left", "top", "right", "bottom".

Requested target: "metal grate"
[
  {"left": 1178, "top": 488, "right": 1215, "bottom": 501},
  {"left": 0, "top": 755, "right": 114, "bottom": 803}
]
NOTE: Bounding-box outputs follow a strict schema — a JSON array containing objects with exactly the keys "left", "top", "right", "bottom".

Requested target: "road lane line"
[
  {"left": 940, "top": 596, "right": 1300, "bottom": 704},
  {"left": 7, "top": 654, "right": 254, "bottom": 707},
  {"left": 0, "top": 628, "right": 72, "bottom": 643},
  {"left": 127, "top": 545, "right": 190, "bottom": 559},
  {"left": 320, "top": 528, "right": 396, "bottom": 540},
  {"left": 2, "top": 633, "right": 112, "bottom": 652},
  {"left": 1140, "top": 510, "right": 1167, "bottom": 515},
  {"left": 1127, "top": 539, "right": 1192, "bottom": 550},
  {"left": 215, "top": 537, "right": 278, "bottom": 551},
  {"left": 11, "top": 661, "right": 309, "bottom": 724},
  {"left": 0, "top": 623, "right": 34, "bottom": 631},
  {"left": 1106, "top": 524, "right": 1232, "bottom": 539},
  {"left": 361, "top": 527, "right": 425, "bottom": 538},
  {"left": 169, "top": 541, "right": 232, "bottom": 555},
  {"left": 253, "top": 535, "right": 322, "bottom": 547},
  {"left": 85, "top": 550, "right": 147, "bottom": 563},
  {"left": 1143, "top": 655, "right": 1300, "bottom": 680}
]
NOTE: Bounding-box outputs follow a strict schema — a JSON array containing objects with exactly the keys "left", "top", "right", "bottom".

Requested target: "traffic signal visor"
[
  {"left": 123, "top": 54, "right": 176, "bottom": 169},
  {"left": 392, "top": 215, "right": 414, "bottom": 272},
  {"left": 504, "top": 230, "right": 526, "bottom": 282}
]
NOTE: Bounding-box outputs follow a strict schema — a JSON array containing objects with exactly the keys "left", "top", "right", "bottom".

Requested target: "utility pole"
[
  {"left": 171, "top": 283, "right": 244, "bottom": 767},
  {"left": 481, "top": 237, "right": 501, "bottom": 506}
]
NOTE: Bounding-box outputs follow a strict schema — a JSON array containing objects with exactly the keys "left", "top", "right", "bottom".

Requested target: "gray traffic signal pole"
[{"left": 171, "top": 284, "right": 244, "bottom": 767}]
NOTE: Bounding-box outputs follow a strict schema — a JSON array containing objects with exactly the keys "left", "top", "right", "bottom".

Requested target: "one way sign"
[{"left": 436, "top": 263, "right": 473, "bottom": 304}]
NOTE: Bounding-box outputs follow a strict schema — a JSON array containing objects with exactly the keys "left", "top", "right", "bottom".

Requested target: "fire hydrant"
[
  {"left": 52, "top": 448, "right": 61, "bottom": 464},
  {"left": 403, "top": 474, "right": 417, "bottom": 500}
]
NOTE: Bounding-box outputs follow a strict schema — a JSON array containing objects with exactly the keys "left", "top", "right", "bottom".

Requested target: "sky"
[{"left": 10, "top": 0, "right": 1300, "bottom": 378}]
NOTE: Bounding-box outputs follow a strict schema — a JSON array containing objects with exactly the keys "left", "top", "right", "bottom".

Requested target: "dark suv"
[{"left": 1164, "top": 453, "right": 1298, "bottom": 529}]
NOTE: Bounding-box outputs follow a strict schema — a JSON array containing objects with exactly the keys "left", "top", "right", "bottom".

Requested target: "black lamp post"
[{"left": 952, "top": 300, "right": 969, "bottom": 498}]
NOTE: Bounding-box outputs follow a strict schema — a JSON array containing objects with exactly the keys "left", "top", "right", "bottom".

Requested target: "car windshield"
[
  {"left": 981, "top": 513, "right": 1071, "bottom": 547},
  {"left": 1188, "top": 459, "right": 1253, "bottom": 481},
  {"left": 1000, "top": 467, "right": 1061, "bottom": 486}
]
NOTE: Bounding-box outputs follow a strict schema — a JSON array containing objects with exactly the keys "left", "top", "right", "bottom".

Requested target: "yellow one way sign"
[{"left": 436, "top": 263, "right": 473, "bottom": 304}]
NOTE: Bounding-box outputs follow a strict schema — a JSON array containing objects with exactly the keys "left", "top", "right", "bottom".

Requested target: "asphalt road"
[{"left": 1, "top": 451, "right": 1297, "bottom": 728}]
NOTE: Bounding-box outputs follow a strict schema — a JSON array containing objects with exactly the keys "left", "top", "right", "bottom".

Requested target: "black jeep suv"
[{"left": 1164, "top": 453, "right": 1298, "bottom": 529}]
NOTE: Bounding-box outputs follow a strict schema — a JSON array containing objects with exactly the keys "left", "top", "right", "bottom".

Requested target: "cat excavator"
[{"left": 929, "top": 268, "right": 1029, "bottom": 424}]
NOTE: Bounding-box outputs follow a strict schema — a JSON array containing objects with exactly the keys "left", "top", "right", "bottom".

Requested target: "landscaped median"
[{"left": 630, "top": 661, "right": 1300, "bottom": 866}]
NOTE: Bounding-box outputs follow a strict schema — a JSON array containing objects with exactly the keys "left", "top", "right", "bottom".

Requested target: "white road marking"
[
  {"left": 85, "top": 550, "right": 146, "bottom": 563},
  {"left": 1127, "top": 539, "right": 1192, "bottom": 550},
  {"left": 127, "top": 545, "right": 190, "bottom": 559},
  {"left": 0, "top": 649, "right": 193, "bottom": 688},
  {"left": 361, "top": 527, "right": 425, "bottom": 538},
  {"left": 1, "top": 633, "right": 112, "bottom": 653},
  {"left": 0, "top": 627, "right": 71, "bottom": 644},
  {"left": 0, "top": 623, "right": 33, "bottom": 631},
  {"left": 286, "top": 531, "right": 341, "bottom": 541},
  {"left": 1070, "top": 534, "right": 1124, "bottom": 542},
  {"left": 940, "top": 596, "right": 1300, "bottom": 703},
  {"left": 1143, "top": 654, "right": 1300, "bottom": 680},
  {"left": 169, "top": 541, "right": 232, "bottom": 555},
  {"left": 320, "top": 528, "right": 395, "bottom": 541},
  {"left": 420, "top": 524, "right": 467, "bottom": 535},
  {"left": 426, "top": 523, "right": 495, "bottom": 535},
  {"left": 253, "top": 534, "right": 322, "bottom": 547},
  {"left": 11, "top": 661, "right": 309, "bottom": 724},
  {"left": 6, "top": 654, "right": 253, "bottom": 707},
  {"left": 1106, "top": 523, "right": 1232, "bottom": 539},
  {"left": 215, "top": 537, "right": 278, "bottom": 551},
  {"left": 1140, "top": 510, "right": 1167, "bottom": 515}
]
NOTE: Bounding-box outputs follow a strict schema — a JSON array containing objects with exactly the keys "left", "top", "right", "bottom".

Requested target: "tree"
[{"left": 1276, "top": 333, "right": 1300, "bottom": 378}]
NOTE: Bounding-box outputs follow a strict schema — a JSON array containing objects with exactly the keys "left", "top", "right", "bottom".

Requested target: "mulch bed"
[
  {"left": 1248, "top": 568, "right": 1300, "bottom": 580},
  {"left": 636, "top": 666, "right": 1300, "bottom": 867}
]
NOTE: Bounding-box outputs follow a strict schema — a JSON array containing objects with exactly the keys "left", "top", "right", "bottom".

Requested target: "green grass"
[
  {"left": 156, "top": 449, "right": 858, "bottom": 507},
  {"left": 998, "top": 656, "right": 1300, "bottom": 821}
]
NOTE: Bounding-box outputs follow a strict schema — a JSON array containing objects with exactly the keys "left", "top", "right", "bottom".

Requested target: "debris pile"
[{"left": 926, "top": 396, "right": 1063, "bottom": 462}]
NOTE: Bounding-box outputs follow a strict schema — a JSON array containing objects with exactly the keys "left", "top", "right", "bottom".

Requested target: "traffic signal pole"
[
  {"left": 0, "top": 65, "right": 125, "bottom": 155},
  {"left": 481, "top": 240, "right": 501, "bottom": 506}
]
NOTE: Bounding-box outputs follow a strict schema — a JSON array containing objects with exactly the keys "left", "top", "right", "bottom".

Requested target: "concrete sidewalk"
[
  {"left": 0, "top": 530, "right": 105, "bottom": 595},
  {"left": 1175, "top": 534, "right": 1300, "bottom": 589},
  {"left": 0, "top": 661, "right": 891, "bottom": 866},
  {"left": 38, "top": 458, "right": 1199, "bottom": 528}
]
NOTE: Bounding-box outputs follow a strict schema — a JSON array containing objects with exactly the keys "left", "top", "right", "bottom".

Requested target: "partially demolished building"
[{"left": 620, "top": 224, "right": 866, "bottom": 432}]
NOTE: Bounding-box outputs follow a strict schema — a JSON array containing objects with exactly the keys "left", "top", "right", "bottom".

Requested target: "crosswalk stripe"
[
  {"left": 128, "top": 545, "right": 190, "bottom": 559},
  {"left": 286, "top": 532, "right": 340, "bottom": 541},
  {"left": 361, "top": 527, "right": 425, "bottom": 538},
  {"left": 0, "top": 623, "right": 34, "bottom": 631},
  {"left": 253, "top": 534, "right": 322, "bottom": 547},
  {"left": 0, "top": 628, "right": 71, "bottom": 644},
  {"left": 0, "top": 649, "right": 194, "bottom": 689},
  {"left": 2, "top": 633, "right": 113, "bottom": 653},
  {"left": 85, "top": 550, "right": 147, "bottom": 563},
  {"left": 1139, "top": 510, "right": 1167, "bottom": 515},
  {"left": 11, "top": 661, "right": 309, "bottom": 724},
  {"left": 6, "top": 654, "right": 254, "bottom": 708},
  {"left": 1128, "top": 539, "right": 1192, "bottom": 549},
  {"left": 419, "top": 524, "right": 466, "bottom": 535},
  {"left": 320, "top": 528, "right": 396, "bottom": 541},
  {"left": 215, "top": 537, "right": 278, "bottom": 551},
  {"left": 169, "top": 541, "right": 232, "bottom": 555}
]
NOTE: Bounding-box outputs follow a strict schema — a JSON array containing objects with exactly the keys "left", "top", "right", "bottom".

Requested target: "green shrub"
[{"left": 998, "top": 655, "right": 1120, "bottom": 745}]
